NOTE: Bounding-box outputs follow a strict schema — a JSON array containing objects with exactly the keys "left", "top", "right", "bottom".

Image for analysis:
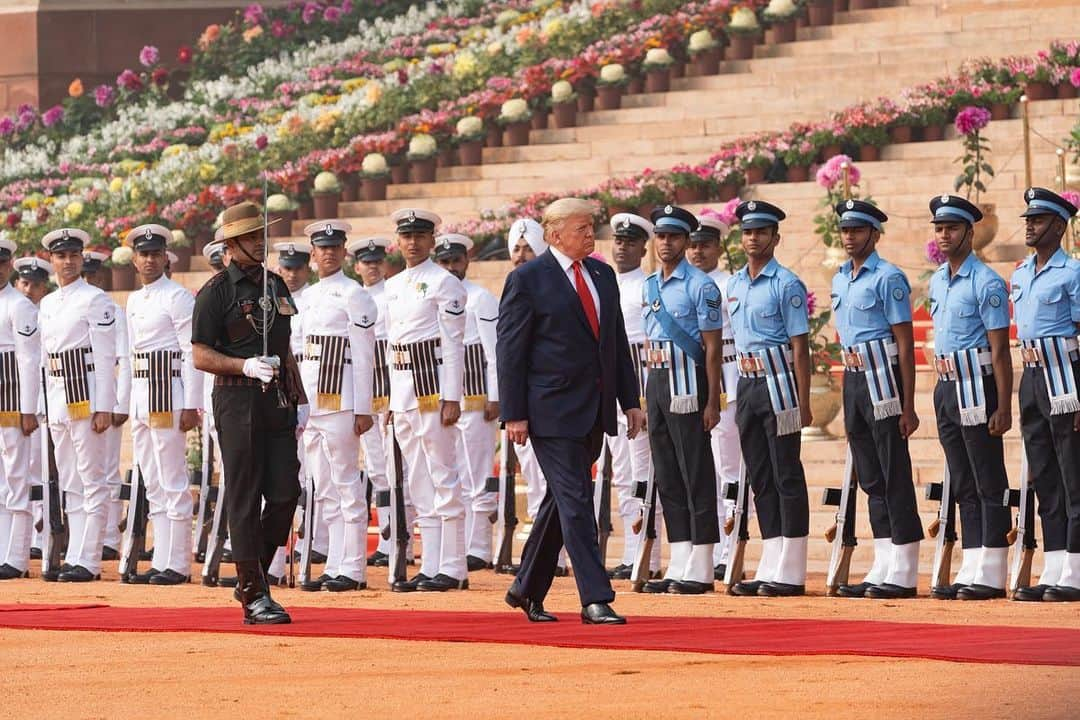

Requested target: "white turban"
[{"left": 507, "top": 218, "right": 547, "bottom": 256}]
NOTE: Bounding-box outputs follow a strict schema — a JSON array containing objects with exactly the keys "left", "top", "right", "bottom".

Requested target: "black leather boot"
[{"left": 236, "top": 560, "right": 291, "bottom": 625}]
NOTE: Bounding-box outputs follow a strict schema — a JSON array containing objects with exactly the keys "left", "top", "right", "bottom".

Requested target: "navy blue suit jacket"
[{"left": 497, "top": 250, "right": 640, "bottom": 438}]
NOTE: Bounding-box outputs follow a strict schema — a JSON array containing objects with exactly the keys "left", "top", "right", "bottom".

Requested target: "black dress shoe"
[
  {"left": 217, "top": 576, "right": 238, "bottom": 588},
  {"left": 607, "top": 564, "right": 632, "bottom": 580},
  {"left": 931, "top": 583, "right": 965, "bottom": 600},
  {"left": 323, "top": 575, "right": 366, "bottom": 592},
  {"left": 42, "top": 563, "right": 72, "bottom": 583},
  {"left": 300, "top": 573, "right": 332, "bottom": 592},
  {"left": 58, "top": 565, "right": 100, "bottom": 583},
  {"left": 957, "top": 584, "right": 1006, "bottom": 601},
  {"left": 758, "top": 582, "right": 805, "bottom": 597},
  {"left": 266, "top": 573, "right": 287, "bottom": 587},
  {"left": 101, "top": 546, "right": 119, "bottom": 561},
  {"left": 392, "top": 573, "right": 431, "bottom": 593},
  {"left": 0, "top": 563, "right": 28, "bottom": 580},
  {"left": 729, "top": 579, "right": 764, "bottom": 596},
  {"left": 713, "top": 564, "right": 727, "bottom": 581},
  {"left": 1043, "top": 585, "right": 1080, "bottom": 602},
  {"left": 466, "top": 555, "right": 493, "bottom": 571},
  {"left": 1012, "top": 584, "right": 1049, "bottom": 602},
  {"left": 149, "top": 569, "right": 189, "bottom": 586},
  {"left": 642, "top": 578, "right": 673, "bottom": 594},
  {"left": 836, "top": 582, "right": 873, "bottom": 598},
  {"left": 138, "top": 549, "right": 153, "bottom": 561},
  {"left": 505, "top": 589, "right": 558, "bottom": 622},
  {"left": 243, "top": 594, "right": 291, "bottom": 624},
  {"left": 495, "top": 563, "right": 520, "bottom": 575},
  {"left": 29, "top": 547, "right": 41, "bottom": 560},
  {"left": 669, "top": 580, "right": 714, "bottom": 595},
  {"left": 310, "top": 550, "right": 327, "bottom": 564},
  {"left": 417, "top": 573, "right": 469, "bottom": 591},
  {"left": 648, "top": 570, "right": 664, "bottom": 580},
  {"left": 865, "top": 583, "right": 917, "bottom": 599},
  {"left": 554, "top": 565, "right": 569, "bottom": 577},
  {"left": 123, "top": 568, "right": 162, "bottom": 585},
  {"left": 581, "top": 602, "right": 626, "bottom": 625},
  {"left": 367, "top": 550, "right": 389, "bottom": 567}
]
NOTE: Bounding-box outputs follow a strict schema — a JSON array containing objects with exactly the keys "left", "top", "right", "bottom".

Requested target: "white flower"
[
  {"left": 112, "top": 246, "right": 134, "bottom": 266},
  {"left": 362, "top": 153, "right": 388, "bottom": 175},
  {"left": 456, "top": 116, "right": 484, "bottom": 137},
  {"left": 599, "top": 63, "right": 625, "bottom": 83},
  {"left": 551, "top": 80, "right": 574, "bottom": 103},
  {"left": 765, "top": 0, "right": 799, "bottom": 18},
  {"left": 499, "top": 98, "right": 530, "bottom": 122},
  {"left": 688, "top": 30, "right": 718, "bottom": 52},
  {"left": 266, "top": 194, "right": 293, "bottom": 213},
  {"left": 730, "top": 7, "right": 760, "bottom": 29},
  {"left": 313, "top": 171, "right": 340, "bottom": 193},
  {"left": 643, "top": 48, "right": 673, "bottom": 67},
  {"left": 170, "top": 228, "right": 187, "bottom": 246},
  {"left": 408, "top": 133, "right": 437, "bottom": 157}
]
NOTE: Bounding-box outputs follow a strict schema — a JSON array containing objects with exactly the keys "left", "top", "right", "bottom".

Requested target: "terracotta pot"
[
  {"left": 361, "top": 176, "right": 388, "bottom": 201},
  {"left": 972, "top": 202, "right": 999, "bottom": 254},
  {"left": 821, "top": 143, "right": 842, "bottom": 160},
  {"left": 111, "top": 264, "right": 135, "bottom": 291},
  {"left": 1058, "top": 82, "right": 1078, "bottom": 99},
  {"left": 268, "top": 210, "right": 294, "bottom": 236},
  {"left": 797, "top": 14, "right": 809, "bottom": 29},
  {"left": 889, "top": 125, "right": 912, "bottom": 144},
  {"left": 168, "top": 243, "right": 192, "bottom": 273},
  {"left": 808, "top": 0, "right": 834, "bottom": 26},
  {"left": 786, "top": 165, "right": 809, "bottom": 183},
  {"left": 727, "top": 33, "right": 756, "bottom": 61},
  {"left": 552, "top": 101, "right": 577, "bottom": 128},
  {"left": 718, "top": 182, "right": 738, "bottom": 201},
  {"left": 340, "top": 173, "right": 359, "bottom": 202},
  {"left": 645, "top": 69, "right": 671, "bottom": 94},
  {"left": 503, "top": 121, "right": 531, "bottom": 147},
  {"left": 193, "top": 234, "right": 208, "bottom": 256},
  {"left": 990, "top": 103, "right": 1011, "bottom": 121},
  {"left": 769, "top": 19, "right": 797, "bottom": 44},
  {"left": 436, "top": 147, "right": 455, "bottom": 168},
  {"left": 457, "top": 140, "right": 483, "bottom": 166},
  {"left": 671, "top": 62, "right": 685, "bottom": 79},
  {"left": 693, "top": 47, "right": 722, "bottom": 76},
  {"left": 530, "top": 112, "right": 549, "bottom": 130},
  {"left": 674, "top": 185, "right": 706, "bottom": 204},
  {"left": 577, "top": 89, "right": 595, "bottom": 113},
  {"left": 596, "top": 84, "right": 623, "bottom": 111},
  {"left": 390, "top": 164, "right": 408, "bottom": 185},
  {"left": 297, "top": 200, "right": 314, "bottom": 220},
  {"left": 921, "top": 124, "right": 944, "bottom": 142},
  {"left": 312, "top": 192, "right": 339, "bottom": 219},
  {"left": 802, "top": 373, "right": 841, "bottom": 441},
  {"left": 745, "top": 165, "right": 766, "bottom": 185},
  {"left": 1024, "top": 81, "right": 1055, "bottom": 101},
  {"left": 848, "top": 0, "right": 876, "bottom": 9},
  {"left": 409, "top": 157, "right": 436, "bottom": 184},
  {"left": 832, "top": 0, "right": 849, "bottom": 10},
  {"left": 626, "top": 76, "right": 644, "bottom": 95},
  {"left": 859, "top": 145, "right": 880, "bottom": 162}
]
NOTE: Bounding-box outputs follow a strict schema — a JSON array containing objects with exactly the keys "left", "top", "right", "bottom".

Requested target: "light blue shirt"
[
  {"left": 928, "top": 252, "right": 1010, "bottom": 354},
  {"left": 727, "top": 257, "right": 809, "bottom": 352},
  {"left": 642, "top": 257, "right": 723, "bottom": 343},
  {"left": 1010, "top": 247, "right": 1080, "bottom": 341},
  {"left": 830, "top": 251, "right": 911, "bottom": 347}
]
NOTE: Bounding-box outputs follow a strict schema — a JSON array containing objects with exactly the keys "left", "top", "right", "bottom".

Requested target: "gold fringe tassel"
[
  {"left": 417, "top": 394, "right": 441, "bottom": 413},
  {"left": 0, "top": 412, "right": 19, "bottom": 427},
  {"left": 372, "top": 396, "right": 389, "bottom": 414},
  {"left": 149, "top": 411, "right": 174, "bottom": 429},
  {"left": 317, "top": 393, "right": 342, "bottom": 412},
  {"left": 67, "top": 401, "right": 91, "bottom": 421},
  {"left": 462, "top": 394, "right": 487, "bottom": 412}
]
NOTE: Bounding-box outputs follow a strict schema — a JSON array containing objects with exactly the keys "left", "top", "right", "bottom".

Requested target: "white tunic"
[
  {"left": 616, "top": 268, "right": 647, "bottom": 345},
  {"left": 125, "top": 275, "right": 201, "bottom": 417},
  {"left": 0, "top": 283, "right": 41, "bottom": 415},
  {"left": 462, "top": 278, "right": 499, "bottom": 403},
  {"left": 383, "top": 259, "right": 466, "bottom": 412},
  {"left": 297, "top": 270, "right": 376, "bottom": 416},
  {"left": 365, "top": 279, "right": 388, "bottom": 342},
  {"left": 39, "top": 278, "right": 117, "bottom": 422},
  {"left": 289, "top": 284, "right": 307, "bottom": 359},
  {"left": 113, "top": 306, "right": 131, "bottom": 415}
]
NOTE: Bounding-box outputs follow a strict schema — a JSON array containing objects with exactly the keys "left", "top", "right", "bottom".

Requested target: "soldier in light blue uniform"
[
  {"left": 640, "top": 205, "right": 726, "bottom": 595},
  {"left": 726, "top": 200, "right": 811, "bottom": 598},
  {"left": 1011, "top": 187, "right": 1080, "bottom": 602},
  {"left": 927, "top": 194, "right": 1014, "bottom": 602},
  {"left": 830, "top": 199, "right": 922, "bottom": 600}
]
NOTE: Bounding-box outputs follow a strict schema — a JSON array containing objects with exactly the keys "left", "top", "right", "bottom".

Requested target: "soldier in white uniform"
[
  {"left": 433, "top": 233, "right": 500, "bottom": 571},
  {"left": 81, "top": 251, "right": 130, "bottom": 560},
  {"left": 686, "top": 215, "right": 743, "bottom": 579},
  {"left": 384, "top": 208, "right": 469, "bottom": 592},
  {"left": 296, "top": 221, "right": 375, "bottom": 592},
  {"left": 39, "top": 228, "right": 117, "bottom": 582},
  {"left": 0, "top": 240, "right": 42, "bottom": 580},
  {"left": 124, "top": 224, "right": 202, "bottom": 585}
]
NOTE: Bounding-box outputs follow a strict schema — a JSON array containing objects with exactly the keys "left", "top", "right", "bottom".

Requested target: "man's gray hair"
[{"left": 542, "top": 198, "right": 597, "bottom": 238}]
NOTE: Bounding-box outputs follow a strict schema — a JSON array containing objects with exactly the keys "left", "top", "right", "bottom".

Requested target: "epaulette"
[{"left": 196, "top": 269, "right": 229, "bottom": 296}]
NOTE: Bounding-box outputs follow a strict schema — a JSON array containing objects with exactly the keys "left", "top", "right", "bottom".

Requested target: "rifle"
[
  {"left": 385, "top": 419, "right": 409, "bottom": 586},
  {"left": 593, "top": 443, "right": 614, "bottom": 568},
  {"left": 192, "top": 414, "right": 214, "bottom": 562},
  {"left": 722, "top": 461, "right": 749, "bottom": 591},
  {"left": 38, "top": 367, "right": 66, "bottom": 579},
  {"left": 1005, "top": 443, "right": 1035, "bottom": 595},
  {"left": 492, "top": 426, "right": 518, "bottom": 574},
  {"left": 629, "top": 469, "right": 657, "bottom": 592},
  {"left": 118, "top": 466, "right": 148, "bottom": 582},
  {"left": 926, "top": 461, "right": 954, "bottom": 590},
  {"left": 200, "top": 468, "right": 229, "bottom": 587},
  {"left": 822, "top": 446, "right": 858, "bottom": 595},
  {"left": 298, "top": 470, "right": 319, "bottom": 590}
]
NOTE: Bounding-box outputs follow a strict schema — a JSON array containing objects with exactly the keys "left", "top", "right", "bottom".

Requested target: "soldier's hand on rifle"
[
  {"left": 111, "top": 412, "right": 129, "bottom": 428},
  {"left": 19, "top": 413, "right": 38, "bottom": 437},
  {"left": 702, "top": 404, "right": 720, "bottom": 433},
  {"left": 988, "top": 408, "right": 1011, "bottom": 436},
  {"left": 179, "top": 409, "right": 200, "bottom": 433},
  {"left": 483, "top": 400, "right": 500, "bottom": 423},
  {"left": 91, "top": 411, "right": 111, "bottom": 433},
  {"left": 354, "top": 414, "right": 374, "bottom": 436},
  {"left": 440, "top": 400, "right": 460, "bottom": 427},
  {"left": 625, "top": 407, "right": 645, "bottom": 439}
]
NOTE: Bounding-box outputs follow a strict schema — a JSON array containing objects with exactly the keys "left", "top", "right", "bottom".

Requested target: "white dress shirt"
[
  {"left": 707, "top": 267, "right": 734, "bottom": 339},
  {"left": 549, "top": 246, "right": 600, "bottom": 323},
  {"left": 462, "top": 278, "right": 499, "bottom": 403},
  {"left": 126, "top": 274, "right": 201, "bottom": 416},
  {"left": 616, "top": 267, "right": 647, "bottom": 345},
  {"left": 0, "top": 283, "right": 41, "bottom": 415},
  {"left": 288, "top": 284, "right": 307, "bottom": 359},
  {"left": 365, "top": 279, "right": 388, "bottom": 342}
]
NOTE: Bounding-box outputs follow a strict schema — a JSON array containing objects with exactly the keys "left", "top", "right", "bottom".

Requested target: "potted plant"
[
  {"left": 596, "top": 63, "right": 628, "bottom": 110},
  {"left": 688, "top": 30, "right": 722, "bottom": 77},
  {"left": 806, "top": 0, "right": 834, "bottom": 26},
  {"left": 266, "top": 193, "right": 297, "bottom": 237},
  {"left": 110, "top": 245, "right": 135, "bottom": 291},
  {"left": 849, "top": 0, "right": 877, "bottom": 10},
  {"left": 498, "top": 98, "right": 533, "bottom": 147},
  {"left": 312, "top": 171, "right": 341, "bottom": 219},
  {"left": 782, "top": 139, "right": 817, "bottom": 182},
  {"left": 407, "top": 133, "right": 438, "bottom": 184},
  {"left": 168, "top": 228, "right": 192, "bottom": 272},
  {"left": 851, "top": 124, "right": 888, "bottom": 162},
  {"left": 917, "top": 105, "right": 949, "bottom": 142},
  {"left": 550, "top": 80, "right": 578, "bottom": 128},
  {"left": 763, "top": 0, "right": 800, "bottom": 44},
  {"left": 360, "top": 153, "right": 390, "bottom": 201},
  {"left": 642, "top": 48, "right": 675, "bottom": 94},
  {"left": 743, "top": 149, "right": 774, "bottom": 185},
  {"left": 1020, "top": 57, "right": 1056, "bottom": 101},
  {"left": 725, "top": 7, "right": 761, "bottom": 61},
  {"left": 953, "top": 105, "right": 998, "bottom": 252},
  {"left": 804, "top": 290, "right": 843, "bottom": 440},
  {"left": 454, "top": 116, "right": 485, "bottom": 166},
  {"left": 668, "top": 164, "right": 715, "bottom": 204}
]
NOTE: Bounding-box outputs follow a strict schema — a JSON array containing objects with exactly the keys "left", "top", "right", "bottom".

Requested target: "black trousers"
[
  {"left": 735, "top": 377, "right": 809, "bottom": 539},
  {"left": 646, "top": 368, "right": 720, "bottom": 545},
  {"left": 212, "top": 385, "right": 301, "bottom": 565},
  {"left": 514, "top": 422, "right": 614, "bottom": 606},
  {"left": 1018, "top": 365, "right": 1080, "bottom": 553},
  {"left": 934, "top": 375, "right": 1011, "bottom": 549},
  {"left": 842, "top": 369, "right": 923, "bottom": 545}
]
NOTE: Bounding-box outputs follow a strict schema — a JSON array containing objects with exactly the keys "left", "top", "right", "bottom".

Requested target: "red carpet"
[{"left": 0, "top": 603, "right": 1075, "bottom": 666}]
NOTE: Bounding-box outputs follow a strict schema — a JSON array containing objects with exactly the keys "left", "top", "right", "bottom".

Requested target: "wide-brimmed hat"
[{"left": 219, "top": 201, "right": 282, "bottom": 241}]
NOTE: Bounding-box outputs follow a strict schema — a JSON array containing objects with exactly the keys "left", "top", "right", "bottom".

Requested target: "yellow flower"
[
  {"left": 130, "top": 185, "right": 142, "bottom": 202},
  {"left": 21, "top": 198, "right": 39, "bottom": 210},
  {"left": 198, "top": 163, "right": 218, "bottom": 181},
  {"left": 425, "top": 43, "right": 456, "bottom": 57},
  {"left": 365, "top": 83, "right": 382, "bottom": 105},
  {"left": 109, "top": 178, "right": 125, "bottom": 194},
  {"left": 342, "top": 77, "right": 368, "bottom": 94},
  {"left": 383, "top": 59, "right": 405, "bottom": 72},
  {"left": 314, "top": 111, "right": 340, "bottom": 133},
  {"left": 162, "top": 143, "right": 189, "bottom": 158},
  {"left": 452, "top": 51, "right": 478, "bottom": 80}
]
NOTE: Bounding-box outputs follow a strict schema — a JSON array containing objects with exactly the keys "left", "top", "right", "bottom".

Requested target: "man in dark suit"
[{"left": 497, "top": 198, "right": 645, "bottom": 625}]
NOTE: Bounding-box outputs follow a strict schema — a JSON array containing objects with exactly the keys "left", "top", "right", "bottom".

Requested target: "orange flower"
[
  {"left": 242, "top": 26, "right": 263, "bottom": 43},
  {"left": 68, "top": 78, "right": 84, "bottom": 98},
  {"left": 198, "top": 24, "right": 221, "bottom": 51}
]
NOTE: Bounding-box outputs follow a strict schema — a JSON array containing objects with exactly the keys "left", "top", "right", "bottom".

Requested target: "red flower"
[
  {"left": 177, "top": 45, "right": 193, "bottom": 64},
  {"left": 5, "top": 212, "right": 18, "bottom": 228},
  {"left": 151, "top": 68, "right": 169, "bottom": 86}
]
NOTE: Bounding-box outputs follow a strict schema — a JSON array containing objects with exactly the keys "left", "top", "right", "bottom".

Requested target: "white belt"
[
  {"left": 935, "top": 349, "right": 992, "bottom": 380},
  {"left": 737, "top": 346, "right": 793, "bottom": 378},
  {"left": 1020, "top": 337, "right": 1079, "bottom": 367},
  {"left": 842, "top": 338, "right": 898, "bottom": 371}
]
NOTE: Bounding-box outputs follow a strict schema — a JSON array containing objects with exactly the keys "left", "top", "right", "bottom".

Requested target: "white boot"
[
  {"left": 168, "top": 517, "right": 192, "bottom": 578},
  {"left": 973, "top": 547, "right": 1008, "bottom": 590},
  {"left": 864, "top": 537, "right": 893, "bottom": 585},
  {"left": 955, "top": 547, "right": 981, "bottom": 586},
  {"left": 340, "top": 522, "right": 368, "bottom": 583},
  {"left": 754, "top": 536, "right": 782, "bottom": 583},
  {"left": 4, "top": 510, "right": 32, "bottom": 573},
  {"left": 1039, "top": 549, "right": 1066, "bottom": 586},
  {"left": 418, "top": 523, "right": 440, "bottom": 578},
  {"left": 884, "top": 540, "right": 920, "bottom": 590},
  {"left": 774, "top": 535, "right": 808, "bottom": 587},
  {"left": 684, "top": 543, "right": 715, "bottom": 584},
  {"left": 1056, "top": 552, "right": 1080, "bottom": 590},
  {"left": 664, "top": 541, "right": 692, "bottom": 581},
  {"left": 438, "top": 516, "right": 467, "bottom": 580},
  {"left": 149, "top": 513, "right": 170, "bottom": 571}
]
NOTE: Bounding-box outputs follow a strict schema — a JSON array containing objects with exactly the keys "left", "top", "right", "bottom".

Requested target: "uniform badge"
[
  {"left": 940, "top": 194, "right": 950, "bottom": 203},
  {"left": 790, "top": 295, "right": 802, "bottom": 308},
  {"left": 62, "top": 229, "right": 70, "bottom": 239},
  {"left": 325, "top": 224, "right": 333, "bottom": 236},
  {"left": 988, "top": 294, "right": 1002, "bottom": 308},
  {"left": 891, "top": 287, "right": 905, "bottom": 301},
  {"left": 651, "top": 299, "right": 661, "bottom": 311},
  {"left": 286, "top": 246, "right": 295, "bottom": 255},
  {"left": 239, "top": 300, "right": 256, "bottom": 315},
  {"left": 846, "top": 199, "right": 855, "bottom": 209},
  {"left": 145, "top": 227, "right": 153, "bottom": 239},
  {"left": 415, "top": 281, "right": 428, "bottom": 297},
  {"left": 747, "top": 201, "right": 757, "bottom": 211},
  {"left": 408, "top": 210, "right": 416, "bottom": 223},
  {"left": 620, "top": 218, "right": 630, "bottom": 230},
  {"left": 1027, "top": 188, "right": 1036, "bottom": 200},
  {"left": 664, "top": 205, "right": 673, "bottom": 214},
  {"left": 367, "top": 239, "right": 376, "bottom": 250}
]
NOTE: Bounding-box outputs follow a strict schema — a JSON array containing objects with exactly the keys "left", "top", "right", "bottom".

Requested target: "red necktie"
[{"left": 572, "top": 261, "right": 600, "bottom": 339}]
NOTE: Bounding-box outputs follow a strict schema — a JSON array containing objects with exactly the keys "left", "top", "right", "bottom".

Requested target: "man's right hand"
[
  {"left": 91, "top": 411, "right": 111, "bottom": 434},
  {"left": 242, "top": 357, "right": 275, "bottom": 383},
  {"left": 506, "top": 419, "right": 528, "bottom": 446}
]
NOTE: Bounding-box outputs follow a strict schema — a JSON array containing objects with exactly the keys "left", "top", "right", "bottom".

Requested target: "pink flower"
[
  {"left": 301, "top": 1, "right": 319, "bottom": 24},
  {"left": 926, "top": 238, "right": 948, "bottom": 265},
  {"left": 255, "top": 134, "right": 268, "bottom": 150},
  {"left": 806, "top": 290, "right": 817, "bottom": 317},
  {"left": 1061, "top": 190, "right": 1080, "bottom": 209},
  {"left": 341, "top": 0, "right": 353, "bottom": 13},
  {"left": 323, "top": 6, "right": 342, "bottom": 23},
  {"left": 243, "top": 3, "right": 265, "bottom": 26},
  {"left": 1071, "top": 68, "right": 1080, "bottom": 88},
  {"left": 152, "top": 68, "right": 169, "bottom": 86},
  {"left": 816, "top": 154, "right": 859, "bottom": 190},
  {"left": 116, "top": 69, "right": 143, "bottom": 92},
  {"left": 94, "top": 84, "right": 115, "bottom": 108},
  {"left": 41, "top": 105, "right": 64, "bottom": 128},
  {"left": 271, "top": 19, "right": 289, "bottom": 38},
  {"left": 0, "top": 117, "right": 13, "bottom": 136},
  {"left": 954, "top": 106, "right": 991, "bottom": 135},
  {"left": 717, "top": 197, "right": 740, "bottom": 227},
  {"left": 138, "top": 45, "right": 159, "bottom": 68}
]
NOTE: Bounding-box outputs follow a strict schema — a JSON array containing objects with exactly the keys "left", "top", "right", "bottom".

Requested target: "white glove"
[
  {"left": 296, "top": 403, "right": 310, "bottom": 433},
  {"left": 242, "top": 357, "right": 274, "bottom": 383}
]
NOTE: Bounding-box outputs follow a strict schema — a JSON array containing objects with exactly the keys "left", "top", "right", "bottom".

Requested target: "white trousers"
[
  {"left": 394, "top": 407, "right": 465, "bottom": 580},
  {"left": 131, "top": 414, "right": 194, "bottom": 575},
  {"left": 362, "top": 412, "right": 415, "bottom": 557},
  {"left": 456, "top": 410, "right": 497, "bottom": 562},
  {"left": 712, "top": 362, "right": 743, "bottom": 566},
  {"left": 605, "top": 414, "right": 653, "bottom": 566},
  {"left": 103, "top": 424, "right": 124, "bottom": 549},
  {"left": 304, "top": 411, "right": 368, "bottom": 581},
  {"left": 0, "top": 424, "right": 34, "bottom": 571},
  {"left": 50, "top": 419, "right": 110, "bottom": 574}
]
